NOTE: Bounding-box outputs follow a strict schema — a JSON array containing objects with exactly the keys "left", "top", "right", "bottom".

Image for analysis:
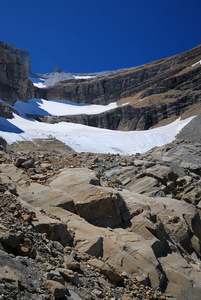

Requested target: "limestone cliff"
[
  {"left": 38, "top": 44, "right": 201, "bottom": 130},
  {"left": 5, "top": 42, "right": 32, "bottom": 73},
  {"left": 0, "top": 42, "right": 35, "bottom": 107},
  {"left": 43, "top": 44, "right": 201, "bottom": 105}
]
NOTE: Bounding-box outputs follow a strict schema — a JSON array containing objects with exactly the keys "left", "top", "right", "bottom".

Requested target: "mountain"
[
  {"left": 40, "top": 44, "right": 201, "bottom": 131},
  {"left": 1, "top": 41, "right": 200, "bottom": 132},
  {"left": 0, "top": 43, "right": 201, "bottom": 300}
]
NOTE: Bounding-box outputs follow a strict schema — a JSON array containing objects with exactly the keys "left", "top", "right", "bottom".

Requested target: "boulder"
[
  {"left": 0, "top": 228, "right": 20, "bottom": 248},
  {"left": 21, "top": 158, "right": 35, "bottom": 169},
  {"left": 64, "top": 256, "right": 80, "bottom": 270}
]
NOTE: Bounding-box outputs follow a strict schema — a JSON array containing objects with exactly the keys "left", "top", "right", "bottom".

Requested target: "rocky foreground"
[{"left": 0, "top": 137, "right": 201, "bottom": 300}]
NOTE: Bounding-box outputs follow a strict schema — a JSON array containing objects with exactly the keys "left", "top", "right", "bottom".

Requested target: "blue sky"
[{"left": 1, "top": 0, "right": 201, "bottom": 74}]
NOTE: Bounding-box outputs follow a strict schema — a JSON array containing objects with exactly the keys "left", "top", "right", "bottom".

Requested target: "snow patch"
[
  {"left": 13, "top": 98, "right": 117, "bottom": 116},
  {"left": 0, "top": 113, "right": 195, "bottom": 155},
  {"left": 192, "top": 60, "right": 201, "bottom": 67},
  {"left": 139, "top": 97, "right": 147, "bottom": 102},
  {"left": 29, "top": 76, "right": 46, "bottom": 88},
  {"left": 73, "top": 75, "right": 95, "bottom": 80},
  {"left": 121, "top": 102, "right": 129, "bottom": 106}
]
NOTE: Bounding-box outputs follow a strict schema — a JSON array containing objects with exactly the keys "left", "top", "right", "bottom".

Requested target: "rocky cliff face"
[
  {"left": 37, "top": 44, "right": 201, "bottom": 130},
  {"left": 1, "top": 42, "right": 201, "bottom": 129},
  {"left": 43, "top": 44, "right": 201, "bottom": 104},
  {"left": 5, "top": 43, "right": 32, "bottom": 73},
  {"left": 0, "top": 42, "right": 35, "bottom": 108}
]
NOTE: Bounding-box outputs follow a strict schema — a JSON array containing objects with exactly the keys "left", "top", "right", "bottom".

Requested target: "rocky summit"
[{"left": 0, "top": 42, "right": 201, "bottom": 299}]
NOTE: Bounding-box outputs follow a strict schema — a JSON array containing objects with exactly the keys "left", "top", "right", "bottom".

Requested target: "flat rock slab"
[{"left": 18, "top": 168, "right": 123, "bottom": 227}]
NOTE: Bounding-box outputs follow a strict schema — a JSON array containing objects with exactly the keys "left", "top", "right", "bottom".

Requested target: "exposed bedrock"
[{"left": 3, "top": 140, "right": 199, "bottom": 300}]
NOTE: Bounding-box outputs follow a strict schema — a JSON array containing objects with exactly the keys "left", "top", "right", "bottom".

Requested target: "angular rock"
[
  {"left": 15, "top": 157, "right": 27, "bottom": 167},
  {"left": 64, "top": 257, "right": 80, "bottom": 270},
  {"left": 182, "top": 187, "right": 201, "bottom": 205},
  {"left": 87, "top": 258, "right": 122, "bottom": 284},
  {"left": 21, "top": 158, "right": 35, "bottom": 169},
  {"left": 0, "top": 266, "right": 18, "bottom": 288},
  {"left": 57, "top": 268, "right": 80, "bottom": 286},
  {"left": 0, "top": 230, "right": 19, "bottom": 248},
  {"left": 46, "top": 270, "right": 65, "bottom": 285},
  {"left": 42, "top": 280, "right": 66, "bottom": 298},
  {"left": 19, "top": 237, "right": 36, "bottom": 258}
]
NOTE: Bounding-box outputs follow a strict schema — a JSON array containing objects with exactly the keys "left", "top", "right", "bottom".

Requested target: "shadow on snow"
[{"left": 0, "top": 117, "right": 24, "bottom": 134}]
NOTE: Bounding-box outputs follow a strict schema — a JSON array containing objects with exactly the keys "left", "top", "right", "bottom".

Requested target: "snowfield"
[
  {"left": 13, "top": 98, "right": 117, "bottom": 116},
  {"left": 0, "top": 97, "right": 195, "bottom": 155}
]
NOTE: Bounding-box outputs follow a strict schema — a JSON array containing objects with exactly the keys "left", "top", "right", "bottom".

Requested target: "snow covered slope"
[{"left": 0, "top": 98, "right": 195, "bottom": 155}]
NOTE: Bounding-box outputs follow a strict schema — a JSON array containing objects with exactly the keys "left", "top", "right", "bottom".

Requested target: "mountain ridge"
[
  {"left": 0, "top": 42, "right": 201, "bottom": 300},
  {"left": 0, "top": 41, "right": 200, "bottom": 132}
]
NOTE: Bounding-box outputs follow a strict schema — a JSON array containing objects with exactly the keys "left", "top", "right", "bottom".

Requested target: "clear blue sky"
[{"left": 1, "top": 0, "right": 201, "bottom": 74}]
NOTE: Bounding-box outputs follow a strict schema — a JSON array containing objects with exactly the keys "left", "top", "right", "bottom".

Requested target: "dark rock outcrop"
[
  {"left": 0, "top": 101, "right": 18, "bottom": 119},
  {"left": 5, "top": 42, "right": 32, "bottom": 73},
  {"left": 0, "top": 42, "right": 35, "bottom": 107}
]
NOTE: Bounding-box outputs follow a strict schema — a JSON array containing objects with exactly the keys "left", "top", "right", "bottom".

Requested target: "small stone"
[
  {"left": 30, "top": 174, "right": 47, "bottom": 180},
  {"left": 21, "top": 213, "right": 31, "bottom": 222},
  {"left": 57, "top": 268, "right": 80, "bottom": 286},
  {"left": 9, "top": 203, "right": 16, "bottom": 210},
  {"left": 64, "top": 258, "right": 80, "bottom": 270},
  {"left": 92, "top": 288, "right": 103, "bottom": 297}
]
